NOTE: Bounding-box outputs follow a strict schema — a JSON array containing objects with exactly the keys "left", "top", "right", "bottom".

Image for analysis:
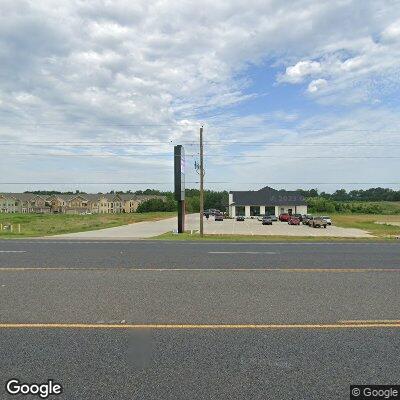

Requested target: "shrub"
[{"left": 136, "top": 198, "right": 176, "bottom": 213}]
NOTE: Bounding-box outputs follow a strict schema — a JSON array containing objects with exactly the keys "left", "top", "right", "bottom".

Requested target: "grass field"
[
  {"left": 1, "top": 208, "right": 400, "bottom": 240},
  {"left": 0, "top": 212, "right": 176, "bottom": 238},
  {"left": 332, "top": 213, "right": 400, "bottom": 237}
]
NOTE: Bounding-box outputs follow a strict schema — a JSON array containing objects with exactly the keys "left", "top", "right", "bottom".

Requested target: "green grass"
[
  {"left": 332, "top": 213, "right": 400, "bottom": 237},
  {"left": 0, "top": 212, "right": 176, "bottom": 238}
]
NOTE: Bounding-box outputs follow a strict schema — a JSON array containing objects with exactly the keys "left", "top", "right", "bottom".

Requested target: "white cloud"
[
  {"left": 307, "top": 79, "right": 328, "bottom": 93},
  {"left": 280, "top": 61, "right": 322, "bottom": 83},
  {"left": 0, "top": 0, "right": 400, "bottom": 191},
  {"left": 381, "top": 19, "right": 400, "bottom": 41}
]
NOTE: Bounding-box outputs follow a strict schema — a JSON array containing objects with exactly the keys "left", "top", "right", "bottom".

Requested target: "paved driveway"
[
  {"left": 203, "top": 217, "right": 371, "bottom": 237},
  {"left": 53, "top": 214, "right": 371, "bottom": 239},
  {"left": 53, "top": 214, "right": 199, "bottom": 239}
]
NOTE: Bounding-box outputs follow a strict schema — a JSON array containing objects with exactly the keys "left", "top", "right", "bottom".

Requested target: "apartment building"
[
  {"left": 0, "top": 193, "right": 50, "bottom": 213},
  {"left": 0, "top": 193, "right": 165, "bottom": 214}
]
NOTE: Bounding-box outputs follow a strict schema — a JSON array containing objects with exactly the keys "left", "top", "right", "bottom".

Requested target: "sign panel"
[{"left": 174, "top": 145, "right": 185, "bottom": 201}]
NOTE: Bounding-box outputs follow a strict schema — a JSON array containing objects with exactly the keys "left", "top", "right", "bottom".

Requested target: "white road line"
[
  {"left": 0, "top": 251, "right": 26, "bottom": 253},
  {"left": 208, "top": 251, "right": 277, "bottom": 254}
]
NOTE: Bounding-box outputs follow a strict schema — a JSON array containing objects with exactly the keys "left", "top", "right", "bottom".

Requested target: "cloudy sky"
[{"left": 1, "top": 0, "right": 400, "bottom": 193}]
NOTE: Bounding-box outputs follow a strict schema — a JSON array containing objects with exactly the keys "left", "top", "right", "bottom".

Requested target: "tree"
[{"left": 136, "top": 198, "right": 176, "bottom": 213}]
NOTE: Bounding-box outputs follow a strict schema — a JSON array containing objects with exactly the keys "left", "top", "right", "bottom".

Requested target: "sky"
[{"left": 1, "top": 0, "right": 400, "bottom": 193}]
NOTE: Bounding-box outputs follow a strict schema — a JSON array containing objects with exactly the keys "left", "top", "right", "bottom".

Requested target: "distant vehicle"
[
  {"left": 288, "top": 216, "right": 301, "bottom": 225},
  {"left": 279, "top": 213, "right": 290, "bottom": 222},
  {"left": 257, "top": 215, "right": 265, "bottom": 221},
  {"left": 293, "top": 213, "right": 303, "bottom": 221},
  {"left": 205, "top": 209, "right": 220, "bottom": 216},
  {"left": 236, "top": 216, "right": 245, "bottom": 221},
  {"left": 322, "top": 216, "right": 332, "bottom": 225},
  {"left": 215, "top": 213, "right": 224, "bottom": 221},
  {"left": 262, "top": 216, "right": 273, "bottom": 225},
  {"left": 267, "top": 215, "right": 277, "bottom": 221},
  {"left": 310, "top": 216, "right": 327, "bottom": 228},
  {"left": 302, "top": 215, "right": 312, "bottom": 225}
]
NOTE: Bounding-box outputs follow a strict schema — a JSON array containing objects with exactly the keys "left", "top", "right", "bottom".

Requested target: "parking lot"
[{"left": 204, "top": 217, "right": 371, "bottom": 237}]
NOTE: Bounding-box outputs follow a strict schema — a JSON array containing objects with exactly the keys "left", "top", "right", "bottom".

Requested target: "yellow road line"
[
  {"left": 0, "top": 267, "right": 399, "bottom": 272},
  {"left": 340, "top": 320, "right": 400, "bottom": 324},
  {"left": 0, "top": 323, "right": 400, "bottom": 330}
]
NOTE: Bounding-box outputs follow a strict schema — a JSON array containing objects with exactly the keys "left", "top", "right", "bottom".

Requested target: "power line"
[
  {"left": 0, "top": 123, "right": 202, "bottom": 127},
  {"left": 0, "top": 141, "right": 399, "bottom": 147},
  {"left": 206, "top": 126, "right": 400, "bottom": 133},
  {"left": 1, "top": 123, "right": 400, "bottom": 133},
  {"left": 3, "top": 153, "right": 400, "bottom": 159}
]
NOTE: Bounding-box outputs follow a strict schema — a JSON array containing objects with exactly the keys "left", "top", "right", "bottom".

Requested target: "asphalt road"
[
  {"left": 0, "top": 240, "right": 399, "bottom": 268},
  {"left": 0, "top": 240, "right": 399, "bottom": 399}
]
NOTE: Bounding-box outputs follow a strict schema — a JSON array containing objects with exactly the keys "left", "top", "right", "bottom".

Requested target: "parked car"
[
  {"left": 310, "top": 216, "right": 327, "bottom": 228},
  {"left": 302, "top": 215, "right": 312, "bottom": 225},
  {"left": 215, "top": 213, "right": 224, "bottom": 221},
  {"left": 267, "top": 215, "right": 278, "bottom": 221},
  {"left": 262, "top": 216, "right": 273, "bottom": 225},
  {"left": 236, "top": 216, "right": 245, "bottom": 221},
  {"left": 293, "top": 213, "right": 303, "bottom": 221},
  {"left": 322, "top": 216, "right": 332, "bottom": 225},
  {"left": 257, "top": 214, "right": 265, "bottom": 221},
  {"left": 279, "top": 213, "right": 290, "bottom": 222},
  {"left": 288, "top": 216, "right": 301, "bottom": 225}
]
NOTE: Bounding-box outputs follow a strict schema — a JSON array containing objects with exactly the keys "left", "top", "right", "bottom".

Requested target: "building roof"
[
  {"left": 229, "top": 186, "right": 306, "bottom": 206},
  {"left": 0, "top": 192, "right": 166, "bottom": 203},
  {"left": 0, "top": 193, "right": 47, "bottom": 201}
]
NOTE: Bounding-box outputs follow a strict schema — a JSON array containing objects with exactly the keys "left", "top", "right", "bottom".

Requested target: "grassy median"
[{"left": 0, "top": 212, "right": 176, "bottom": 238}]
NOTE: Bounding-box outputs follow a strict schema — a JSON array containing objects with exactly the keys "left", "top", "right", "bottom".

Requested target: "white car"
[{"left": 322, "top": 216, "right": 332, "bottom": 225}]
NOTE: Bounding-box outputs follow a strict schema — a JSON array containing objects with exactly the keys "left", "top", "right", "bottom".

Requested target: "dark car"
[
  {"left": 288, "top": 216, "right": 301, "bottom": 225},
  {"left": 302, "top": 215, "right": 312, "bottom": 225},
  {"left": 279, "top": 213, "right": 290, "bottom": 222},
  {"left": 262, "top": 216, "right": 273, "bottom": 225},
  {"left": 236, "top": 216, "right": 245, "bottom": 221},
  {"left": 267, "top": 215, "right": 278, "bottom": 221},
  {"left": 215, "top": 213, "right": 224, "bottom": 221}
]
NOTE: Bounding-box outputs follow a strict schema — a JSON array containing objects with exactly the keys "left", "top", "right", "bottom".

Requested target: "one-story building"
[{"left": 228, "top": 186, "right": 307, "bottom": 217}]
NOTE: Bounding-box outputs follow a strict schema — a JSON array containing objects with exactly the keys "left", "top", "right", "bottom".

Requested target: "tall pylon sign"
[{"left": 174, "top": 145, "right": 185, "bottom": 233}]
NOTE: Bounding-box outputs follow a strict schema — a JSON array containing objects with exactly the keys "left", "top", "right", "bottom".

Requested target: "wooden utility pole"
[{"left": 199, "top": 125, "right": 204, "bottom": 237}]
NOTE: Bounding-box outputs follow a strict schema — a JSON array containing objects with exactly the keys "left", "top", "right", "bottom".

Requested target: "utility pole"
[{"left": 199, "top": 125, "right": 204, "bottom": 237}]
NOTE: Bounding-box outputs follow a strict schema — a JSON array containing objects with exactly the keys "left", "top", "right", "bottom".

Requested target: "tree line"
[{"left": 24, "top": 187, "right": 400, "bottom": 214}]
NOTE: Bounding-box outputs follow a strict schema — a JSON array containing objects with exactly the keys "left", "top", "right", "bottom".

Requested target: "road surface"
[{"left": 0, "top": 240, "right": 399, "bottom": 399}]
